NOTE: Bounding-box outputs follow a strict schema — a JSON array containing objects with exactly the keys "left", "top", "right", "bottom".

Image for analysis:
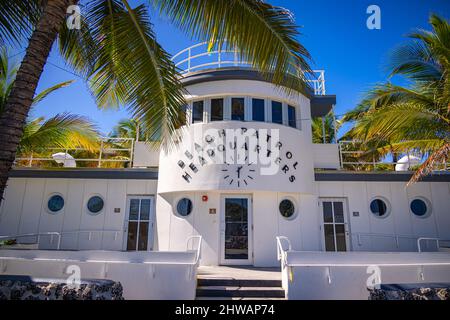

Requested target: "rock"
[
  {"left": 0, "top": 276, "right": 124, "bottom": 300},
  {"left": 369, "top": 285, "right": 450, "bottom": 300}
]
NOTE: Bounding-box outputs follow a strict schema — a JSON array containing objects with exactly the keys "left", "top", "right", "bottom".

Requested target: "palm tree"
[
  {"left": 342, "top": 14, "right": 450, "bottom": 182},
  {"left": 0, "top": 48, "right": 99, "bottom": 166},
  {"left": 0, "top": 0, "right": 313, "bottom": 203},
  {"left": 311, "top": 113, "right": 336, "bottom": 144},
  {"left": 110, "top": 118, "right": 143, "bottom": 141}
]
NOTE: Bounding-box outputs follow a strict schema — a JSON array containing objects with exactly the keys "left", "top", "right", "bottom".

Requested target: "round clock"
[{"left": 221, "top": 161, "right": 256, "bottom": 188}]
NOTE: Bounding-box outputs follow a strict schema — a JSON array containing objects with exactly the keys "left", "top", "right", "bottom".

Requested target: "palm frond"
[
  {"left": 408, "top": 142, "right": 450, "bottom": 184},
  {"left": 353, "top": 102, "right": 449, "bottom": 141},
  {"left": 31, "top": 80, "right": 74, "bottom": 107},
  {"left": 65, "top": 0, "right": 186, "bottom": 149},
  {"left": 0, "top": 46, "right": 19, "bottom": 114},
  {"left": 150, "top": 0, "right": 312, "bottom": 93},
  {"left": 19, "top": 113, "right": 100, "bottom": 153},
  {"left": 0, "top": 0, "right": 42, "bottom": 46},
  {"left": 375, "top": 139, "right": 446, "bottom": 156}
]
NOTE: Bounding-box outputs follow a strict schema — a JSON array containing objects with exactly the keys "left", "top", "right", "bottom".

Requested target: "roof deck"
[{"left": 172, "top": 42, "right": 326, "bottom": 96}]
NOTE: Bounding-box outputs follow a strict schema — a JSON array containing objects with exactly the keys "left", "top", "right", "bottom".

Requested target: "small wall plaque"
[
  {"left": 209, "top": 208, "right": 216, "bottom": 214},
  {"left": 353, "top": 211, "right": 359, "bottom": 217},
  {"left": 114, "top": 208, "right": 121, "bottom": 213}
]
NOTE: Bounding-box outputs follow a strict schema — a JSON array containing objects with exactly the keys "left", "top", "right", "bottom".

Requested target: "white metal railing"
[
  {"left": 172, "top": 42, "right": 326, "bottom": 95},
  {"left": 0, "top": 230, "right": 122, "bottom": 251},
  {"left": 14, "top": 137, "right": 134, "bottom": 169},
  {"left": 186, "top": 235, "right": 203, "bottom": 265},
  {"left": 350, "top": 232, "right": 419, "bottom": 251},
  {"left": 417, "top": 237, "right": 450, "bottom": 253},
  {"left": 276, "top": 236, "right": 450, "bottom": 286},
  {"left": 0, "top": 232, "right": 62, "bottom": 249},
  {"left": 338, "top": 140, "right": 450, "bottom": 172},
  {"left": 350, "top": 232, "right": 450, "bottom": 253},
  {"left": 276, "top": 236, "right": 291, "bottom": 261}
]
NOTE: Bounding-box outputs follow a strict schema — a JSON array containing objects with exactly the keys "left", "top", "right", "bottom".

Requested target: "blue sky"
[{"left": 15, "top": 0, "right": 450, "bottom": 136}]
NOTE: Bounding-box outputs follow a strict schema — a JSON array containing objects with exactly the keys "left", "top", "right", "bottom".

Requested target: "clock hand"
[{"left": 237, "top": 166, "right": 243, "bottom": 179}]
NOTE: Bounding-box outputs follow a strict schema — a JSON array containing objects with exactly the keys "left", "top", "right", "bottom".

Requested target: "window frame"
[
  {"left": 210, "top": 98, "right": 224, "bottom": 122},
  {"left": 174, "top": 197, "right": 194, "bottom": 218},
  {"left": 271, "top": 100, "right": 283, "bottom": 124},
  {"left": 278, "top": 197, "right": 298, "bottom": 220},
  {"left": 46, "top": 193, "right": 65, "bottom": 214},
  {"left": 192, "top": 100, "right": 204, "bottom": 123},
  {"left": 86, "top": 195, "right": 105, "bottom": 215},
  {"left": 410, "top": 197, "right": 432, "bottom": 218},
  {"left": 369, "top": 197, "right": 391, "bottom": 219}
]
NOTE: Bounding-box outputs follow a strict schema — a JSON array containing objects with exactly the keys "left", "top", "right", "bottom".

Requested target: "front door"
[
  {"left": 319, "top": 199, "right": 349, "bottom": 252},
  {"left": 220, "top": 195, "right": 253, "bottom": 265},
  {"left": 124, "top": 196, "right": 154, "bottom": 251}
]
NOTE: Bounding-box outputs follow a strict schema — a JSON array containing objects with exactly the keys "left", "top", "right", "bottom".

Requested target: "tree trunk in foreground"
[{"left": 0, "top": 0, "right": 75, "bottom": 205}]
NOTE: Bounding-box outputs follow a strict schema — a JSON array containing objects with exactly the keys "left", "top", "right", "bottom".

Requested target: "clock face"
[{"left": 221, "top": 156, "right": 256, "bottom": 188}]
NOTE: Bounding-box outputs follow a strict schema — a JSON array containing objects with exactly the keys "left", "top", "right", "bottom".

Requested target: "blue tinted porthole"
[
  {"left": 47, "top": 194, "right": 64, "bottom": 213},
  {"left": 410, "top": 198, "right": 430, "bottom": 218},
  {"left": 87, "top": 196, "right": 104, "bottom": 215},
  {"left": 176, "top": 198, "right": 193, "bottom": 217},
  {"left": 279, "top": 199, "right": 296, "bottom": 219},
  {"left": 370, "top": 198, "right": 389, "bottom": 218}
]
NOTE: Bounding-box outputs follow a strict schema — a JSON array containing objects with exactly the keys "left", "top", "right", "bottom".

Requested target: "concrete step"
[
  {"left": 198, "top": 278, "right": 282, "bottom": 288},
  {"left": 196, "top": 286, "right": 285, "bottom": 298}
]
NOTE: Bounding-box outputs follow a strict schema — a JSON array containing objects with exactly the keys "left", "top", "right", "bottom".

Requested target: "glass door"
[
  {"left": 220, "top": 195, "right": 252, "bottom": 264},
  {"left": 125, "top": 196, "right": 154, "bottom": 251},
  {"left": 320, "top": 199, "right": 349, "bottom": 252}
]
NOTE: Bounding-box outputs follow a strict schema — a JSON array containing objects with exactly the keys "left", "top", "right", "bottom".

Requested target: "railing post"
[
  {"left": 321, "top": 117, "right": 326, "bottom": 143},
  {"left": 129, "top": 138, "right": 134, "bottom": 168},
  {"left": 234, "top": 47, "right": 238, "bottom": 66},
  {"left": 321, "top": 71, "right": 326, "bottom": 95},
  {"left": 98, "top": 140, "right": 104, "bottom": 168},
  {"left": 28, "top": 152, "right": 33, "bottom": 167},
  {"left": 187, "top": 48, "right": 191, "bottom": 73},
  {"left": 407, "top": 150, "right": 411, "bottom": 170},
  {"left": 218, "top": 48, "right": 221, "bottom": 68}
]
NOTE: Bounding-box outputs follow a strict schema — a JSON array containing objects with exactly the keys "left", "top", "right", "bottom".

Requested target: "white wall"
[
  {"left": 158, "top": 121, "right": 316, "bottom": 194},
  {"left": 0, "top": 178, "right": 157, "bottom": 251},
  {"left": 133, "top": 142, "right": 160, "bottom": 167},
  {"left": 317, "top": 181, "right": 450, "bottom": 252},
  {"left": 156, "top": 190, "right": 319, "bottom": 267},
  {"left": 282, "top": 251, "right": 450, "bottom": 300},
  {"left": 0, "top": 249, "right": 198, "bottom": 300},
  {"left": 312, "top": 144, "right": 340, "bottom": 169}
]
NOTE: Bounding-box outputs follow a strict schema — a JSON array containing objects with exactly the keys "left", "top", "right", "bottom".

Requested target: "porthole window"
[
  {"left": 47, "top": 194, "right": 64, "bottom": 213},
  {"left": 176, "top": 198, "right": 193, "bottom": 217},
  {"left": 410, "top": 198, "right": 431, "bottom": 218},
  {"left": 87, "top": 196, "right": 104, "bottom": 215},
  {"left": 370, "top": 198, "right": 389, "bottom": 218},
  {"left": 279, "top": 199, "right": 296, "bottom": 219}
]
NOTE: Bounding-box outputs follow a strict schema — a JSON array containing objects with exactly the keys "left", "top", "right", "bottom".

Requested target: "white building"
[{"left": 0, "top": 44, "right": 449, "bottom": 299}]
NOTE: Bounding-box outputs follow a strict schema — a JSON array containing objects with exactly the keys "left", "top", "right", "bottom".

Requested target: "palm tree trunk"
[{"left": 0, "top": 0, "right": 76, "bottom": 204}]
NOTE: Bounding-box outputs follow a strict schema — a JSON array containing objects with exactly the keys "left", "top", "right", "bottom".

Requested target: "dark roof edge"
[
  {"left": 315, "top": 171, "right": 450, "bottom": 182},
  {"left": 180, "top": 68, "right": 315, "bottom": 98},
  {"left": 9, "top": 168, "right": 159, "bottom": 180}
]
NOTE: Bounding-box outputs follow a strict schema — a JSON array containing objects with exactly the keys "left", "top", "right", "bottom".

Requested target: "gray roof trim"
[
  {"left": 315, "top": 171, "right": 450, "bottom": 182},
  {"left": 180, "top": 67, "right": 315, "bottom": 98},
  {"left": 9, "top": 168, "right": 159, "bottom": 180},
  {"left": 310, "top": 95, "right": 336, "bottom": 118}
]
